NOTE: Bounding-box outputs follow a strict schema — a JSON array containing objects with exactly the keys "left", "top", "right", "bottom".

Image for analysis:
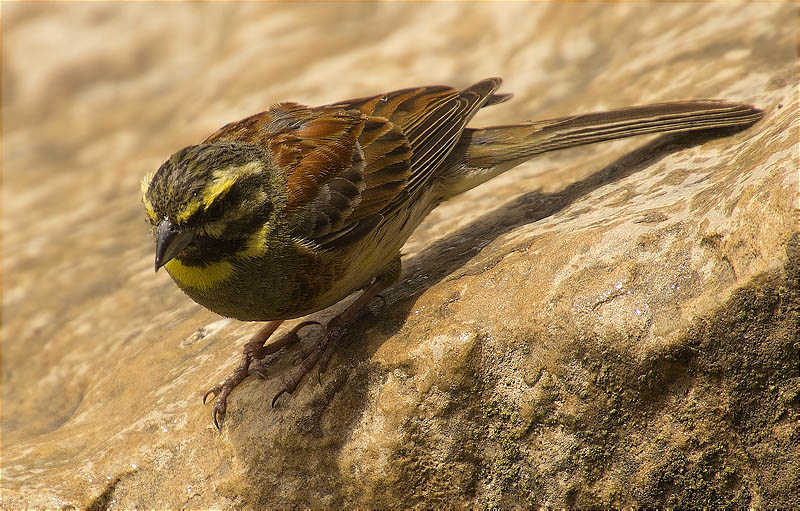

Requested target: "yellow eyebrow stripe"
[
  {"left": 176, "top": 200, "right": 202, "bottom": 223},
  {"left": 176, "top": 161, "right": 262, "bottom": 223},
  {"left": 202, "top": 173, "right": 238, "bottom": 208},
  {"left": 164, "top": 259, "right": 233, "bottom": 289}
]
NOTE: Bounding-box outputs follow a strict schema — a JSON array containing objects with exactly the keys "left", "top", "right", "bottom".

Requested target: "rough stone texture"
[{"left": 2, "top": 3, "right": 797, "bottom": 509}]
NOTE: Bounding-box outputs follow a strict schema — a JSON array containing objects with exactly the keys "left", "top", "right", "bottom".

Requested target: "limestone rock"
[{"left": 2, "top": 2, "right": 797, "bottom": 509}]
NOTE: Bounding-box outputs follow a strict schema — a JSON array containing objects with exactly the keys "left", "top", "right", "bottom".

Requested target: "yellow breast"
[{"left": 164, "top": 259, "right": 233, "bottom": 290}]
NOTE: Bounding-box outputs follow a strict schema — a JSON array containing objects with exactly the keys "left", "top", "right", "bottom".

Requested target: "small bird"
[{"left": 142, "top": 78, "right": 762, "bottom": 428}]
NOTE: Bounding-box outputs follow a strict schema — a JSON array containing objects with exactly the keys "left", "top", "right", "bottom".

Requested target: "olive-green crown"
[{"left": 143, "top": 142, "right": 273, "bottom": 227}]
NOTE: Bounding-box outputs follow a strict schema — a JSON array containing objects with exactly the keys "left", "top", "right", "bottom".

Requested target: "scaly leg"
[
  {"left": 203, "top": 319, "right": 317, "bottom": 429},
  {"left": 271, "top": 277, "right": 389, "bottom": 407}
]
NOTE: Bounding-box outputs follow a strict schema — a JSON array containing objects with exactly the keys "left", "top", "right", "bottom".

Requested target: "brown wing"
[
  {"left": 331, "top": 77, "right": 507, "bottom": 218},
  {"left": 203, "top": 78, "right": 507, "bottom": 249}
]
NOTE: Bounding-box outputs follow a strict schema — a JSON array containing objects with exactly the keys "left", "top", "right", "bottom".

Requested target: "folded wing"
[{"left": 204, "top": 78, "right": 509, "bottom": 250}]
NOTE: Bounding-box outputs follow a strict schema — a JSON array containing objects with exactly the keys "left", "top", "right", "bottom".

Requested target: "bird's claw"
[
  {"left": 202, "top": 367, "right": 250, "bottom": 430},
  {"left": 292, "top": 320, "right": 324, "bottom": 335},
  {"left": 271, "top": 388, "right": 289, "bottom": 408},
  {"left": 203, "top": 382, "right": 235, "bottom": 430},
  {"left": 211, "top": 402, "right": 226, "bottom": 430},
  {"left": 249, "top": 367, "right": 269, "bottom": 379},
  {"left": 202, "top": 387, "right": 218, "bottom": 405}
]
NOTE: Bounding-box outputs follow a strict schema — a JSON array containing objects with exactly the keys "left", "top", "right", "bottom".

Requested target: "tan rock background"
[{"left": 2, "top": 2, "right": 797, "bottom": 508}]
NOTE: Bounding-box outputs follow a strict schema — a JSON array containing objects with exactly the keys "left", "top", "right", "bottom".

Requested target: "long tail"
[{"left": 440, "top": 100, "right": 763, "bottom": 199}]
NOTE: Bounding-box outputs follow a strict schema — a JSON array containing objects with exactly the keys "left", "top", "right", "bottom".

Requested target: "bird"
[{"left": 141, "top": 77, "right": 762, "bottom": 429}]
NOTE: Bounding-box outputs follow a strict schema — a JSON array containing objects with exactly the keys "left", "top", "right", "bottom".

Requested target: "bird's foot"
[
  {"left": 204, "top": 279, "right": 389, "bottom": 427},
  {"left": 269, "top": 279, "right": 388, "bottom": 406},
  {"left": 203, "top": 319, "right": 318, "bottom": 429},
  {"left": 270, "top": 317, "right": 347, "bottom": 407},
  {"left": 203, "top": 362, "right": 251, "bottom": 430}
]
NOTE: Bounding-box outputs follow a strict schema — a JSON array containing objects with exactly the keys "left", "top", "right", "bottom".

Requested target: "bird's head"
[{"left": 142, "top": 142, "right": 278, "bottom": 272}]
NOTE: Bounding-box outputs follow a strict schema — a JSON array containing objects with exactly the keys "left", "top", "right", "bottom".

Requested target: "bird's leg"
[
  {"left": 203, "top": 319, "right": 297, "bottom": 429},
  {"left": 251, "top": 320, "right": 325, "bottom": 376},
  {"left": 271, "top": 277, "right": 389, "bottom": 407}
]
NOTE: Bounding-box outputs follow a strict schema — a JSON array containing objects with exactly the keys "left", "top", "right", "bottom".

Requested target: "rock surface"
[{"left": 2, "top": 3, "right": 797, "bottom": 509}]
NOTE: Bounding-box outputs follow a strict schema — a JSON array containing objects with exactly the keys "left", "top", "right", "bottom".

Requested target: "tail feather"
[
  {"left": 440, "top": 100, "right": 762, "bottom": 198},
  {"left": 485, "top": 92, "right": 514, "bottom": 107}
]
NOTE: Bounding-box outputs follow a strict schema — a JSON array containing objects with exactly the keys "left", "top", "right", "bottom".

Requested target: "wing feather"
[{"left": 201, "top": 78, "right": 507, "bottom": 251}]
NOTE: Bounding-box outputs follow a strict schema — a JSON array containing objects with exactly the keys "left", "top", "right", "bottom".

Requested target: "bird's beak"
[{"left": 155, "top": 218, "right": 194, "bottom": 272}]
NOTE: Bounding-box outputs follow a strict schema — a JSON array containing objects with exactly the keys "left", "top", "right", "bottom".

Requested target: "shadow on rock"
[{"left": 342, "top": 128, "right": 752, "bottom": 357}]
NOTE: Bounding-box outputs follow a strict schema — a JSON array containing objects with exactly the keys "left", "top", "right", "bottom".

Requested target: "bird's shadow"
[{"left": 337, "top": 127, "right": 751, "bottom": 359}]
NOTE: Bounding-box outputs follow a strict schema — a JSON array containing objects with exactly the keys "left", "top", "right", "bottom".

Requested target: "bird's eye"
[{"left": 205, "top": 198, "right": 227, "bottom": 220}]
